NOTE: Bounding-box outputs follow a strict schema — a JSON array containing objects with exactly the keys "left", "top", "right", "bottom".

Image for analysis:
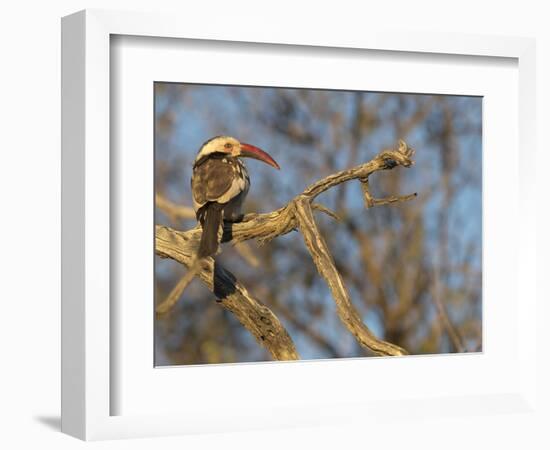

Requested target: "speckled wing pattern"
[
  {"left": 191, "top": 156, "right": 249, "bottom": 211},
  {"left": 191, "top": 152, "right": 251, "bottom": 257}
]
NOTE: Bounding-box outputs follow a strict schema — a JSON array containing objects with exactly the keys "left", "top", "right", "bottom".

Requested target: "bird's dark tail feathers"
[{"left": 196, "top": 202, "right": 224, "bottom": 259}]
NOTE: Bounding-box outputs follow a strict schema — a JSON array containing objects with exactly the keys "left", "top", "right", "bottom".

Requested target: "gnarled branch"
[
  {"left": 156, "top": 227, "right": 299, "bottom": 360},
  {"left": 155, "top": 193, "right": 195, "bottom": 220},
  {"left": 156, "top": 140, "right": 416, "bottom": 359},
  {"left": 294, "top": 198, "right": 407, "bottom": 356}
]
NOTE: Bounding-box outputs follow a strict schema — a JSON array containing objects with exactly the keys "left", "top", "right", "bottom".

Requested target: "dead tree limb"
[
  {"left": 155, "top": 193, "right": 260, "bottom": 267},
  {"left": 294, "top": 198, "right": 407, "bottom": 356},
  {"left": 156, "top": 227, "right": 300, "bottom": 360},
  {"left": 156, "top": 140, "right": 416, "bottom": 359},
  {"left": 155, "top": 193, "right": 196, "bottom": 220}
]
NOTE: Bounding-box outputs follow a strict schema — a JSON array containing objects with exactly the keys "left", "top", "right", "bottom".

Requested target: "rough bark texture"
[
  {"left": 294, "top": 199, "right": 407, "bottom": 356},
  {"left": 156, "top": 140, "right": 416, "bottom": 359},
  {"left": 156, "top": 227, "right": 300, "bottom": 360}
]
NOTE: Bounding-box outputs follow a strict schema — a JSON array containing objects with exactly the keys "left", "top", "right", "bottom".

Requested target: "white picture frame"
[{"left": 61, "top": 9, "right": 538, "bottom": 441}]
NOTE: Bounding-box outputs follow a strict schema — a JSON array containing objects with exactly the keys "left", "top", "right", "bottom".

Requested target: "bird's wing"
[{"left": 192, "top": 158, "right": 238, "bottom": 206}]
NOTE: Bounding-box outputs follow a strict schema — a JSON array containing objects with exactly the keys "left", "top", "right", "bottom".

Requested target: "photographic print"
[{"left": 154, "top": 83, "right": 482, "bottom": 366}]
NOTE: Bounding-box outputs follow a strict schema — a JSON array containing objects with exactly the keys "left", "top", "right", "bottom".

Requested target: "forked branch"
[{"left": 156, "top": 140, "right": 417, "bottom": 359}]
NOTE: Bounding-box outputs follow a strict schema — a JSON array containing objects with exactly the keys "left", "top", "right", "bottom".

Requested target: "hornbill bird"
[{"left": 191, "top": 136, "right": 280, "bottom": 259}]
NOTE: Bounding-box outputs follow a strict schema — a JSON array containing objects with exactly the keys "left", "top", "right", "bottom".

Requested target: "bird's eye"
[{"left": 224, "top": 143, "right": 233, "bottom": 149}]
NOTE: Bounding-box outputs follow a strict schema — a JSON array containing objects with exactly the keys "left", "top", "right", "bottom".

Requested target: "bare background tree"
[{"left": 154, "top": 84, "right": 482, "bottom": 365}]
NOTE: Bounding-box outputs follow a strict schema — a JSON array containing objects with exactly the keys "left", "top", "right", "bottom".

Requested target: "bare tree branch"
[
  {"left": 156, "top": 140, "right": 416, "bottom": 359},
  {"left": 294, "top": 198, "right": 407, "bottom": 356},
  {"left": 360, "top": 178, "right": 418, "bottom": 208},
  {"left": 156, "top": 193, "right": 260, "bottom": 267},
  {"left": 431, "top": 264, "right": 466, "bottom": 353},
  {"left": 156, "top": 264, "right": 200, "bottom": 315},
  {"left": 155, "top": 193, "right": 195, "bottom": 220},
  {"left": 312, "top": 203, "right": 341, "bottom": 221},
  {"left": 156, "top": 228, "right": 300, "bottom": 361}
]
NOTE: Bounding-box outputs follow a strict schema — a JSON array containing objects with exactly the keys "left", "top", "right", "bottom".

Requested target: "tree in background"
[{"left": 154, "top": 83, "right": 482, "bottom": 365}]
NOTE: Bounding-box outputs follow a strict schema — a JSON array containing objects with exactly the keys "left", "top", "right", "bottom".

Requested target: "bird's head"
[{"left": 195, "top": 136, "right": 280, "bottom": 169}]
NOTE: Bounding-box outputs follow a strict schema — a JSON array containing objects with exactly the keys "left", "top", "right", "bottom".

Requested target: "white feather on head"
[{"left": 195, "top": 135, "right": 240, "bottom": 161}]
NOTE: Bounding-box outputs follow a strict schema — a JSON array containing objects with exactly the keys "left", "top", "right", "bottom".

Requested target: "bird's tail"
[{"left": 196, "top": 202, "right": 224, "bottom": 259}]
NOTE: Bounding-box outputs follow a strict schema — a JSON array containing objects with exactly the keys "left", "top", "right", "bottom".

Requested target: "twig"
[
  {"left": 431, "top": 264, "right": 466, "bottom": 353},
  {"left": 360, "top": 178, "right": 418, "bottom": 208},
  {"left": 312, "top": 203, "right": 341, "bottom": 221},
  {"left": 156, "top": 258, "right": 202, "bottom": 315}
]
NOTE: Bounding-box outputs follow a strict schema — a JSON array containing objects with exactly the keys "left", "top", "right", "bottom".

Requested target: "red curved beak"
[{"left": 239, "top": 143, "right": 280, "bottom": 170}]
